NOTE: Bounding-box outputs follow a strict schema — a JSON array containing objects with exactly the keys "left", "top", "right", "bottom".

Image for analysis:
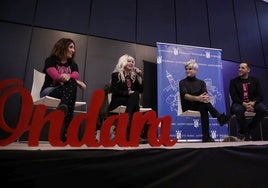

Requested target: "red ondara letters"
[{"left": 0, "top": 79, "right": 177, "bottom": 147}]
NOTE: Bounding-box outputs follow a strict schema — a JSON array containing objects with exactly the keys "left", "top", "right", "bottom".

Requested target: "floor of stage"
[
  {"left": 2, "top": 140, "right": 268, "bottom": 151},
  {"left": 1, "top": 140, "right": 268, "bottom": 187}
]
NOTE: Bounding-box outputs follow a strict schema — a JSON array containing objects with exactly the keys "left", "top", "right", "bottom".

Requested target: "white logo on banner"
[
  {"left": 173, "top": 48, "right": 179, "bottom": 55},
  {"left": 157, "top": 56, "right": 162, "bottom": 64},
  {"left": 211, "top": 130, "right": 217, "bottom": 139},
  {"left": 205, "top": 50, "right": 211, "bottom": 58},
  {"left": 176, "top": 130, "right": 182, "bottom": 140},
  {"left": 193, "top": 118, "right": 199, "bottom": 128},
  {"left": 204, "top": 78, "right": 222, "bottom": 106}
]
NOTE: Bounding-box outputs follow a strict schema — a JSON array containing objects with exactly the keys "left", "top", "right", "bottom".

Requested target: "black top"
[
  {"left": 179, "top": 76, "right": 207, "bottom": 112},
  {"left": 41, "top": 56, "right": 78, "bottom": 92},
  {"left": 108, "top": 72, "right": 143, "bottom": 111}
]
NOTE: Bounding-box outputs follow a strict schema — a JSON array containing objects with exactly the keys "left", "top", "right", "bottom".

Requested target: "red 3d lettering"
[{"left": 0, "top": 79, "right": 177, "bottom": 147}]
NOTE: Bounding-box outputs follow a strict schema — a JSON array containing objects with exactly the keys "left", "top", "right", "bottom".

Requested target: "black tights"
[
  {"left": 125, "top": 91, "right": 140, "bottom": 139},
  {"left": 49, "top": 78, "right": 77, "bottom": 127},
  {"left": 125, "top": 91, "right": 140, "bottom": 117}
]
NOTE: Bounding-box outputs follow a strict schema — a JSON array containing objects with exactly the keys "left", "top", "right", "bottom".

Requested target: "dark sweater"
[{"left": 179, "top": 76, "right": 207, "bottom": 112}]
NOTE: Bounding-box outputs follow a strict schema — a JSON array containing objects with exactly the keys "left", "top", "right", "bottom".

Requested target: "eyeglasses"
[{"left": 185, "top": 68, "right": 192, "bottom": 70}]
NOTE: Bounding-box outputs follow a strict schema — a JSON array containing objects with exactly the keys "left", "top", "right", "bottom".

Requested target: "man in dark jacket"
[{"left": 229, "top": 62, "right": 267, "bottom": 141}]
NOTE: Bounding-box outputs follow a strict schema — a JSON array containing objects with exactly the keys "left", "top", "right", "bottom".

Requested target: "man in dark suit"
[{"left": 229, "top": 62, "right": 267, "bottom": 141}]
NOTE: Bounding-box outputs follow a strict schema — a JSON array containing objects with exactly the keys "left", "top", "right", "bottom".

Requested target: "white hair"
[
  {"left": 185, "top": 59, "right": 198, "bottom": 70},
  {"left": 113, "top": 54, "right": 136, "bottom": 82}
]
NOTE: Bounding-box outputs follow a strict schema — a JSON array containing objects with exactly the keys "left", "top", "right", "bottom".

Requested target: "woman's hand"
[
  {"left": 133, "top": 67, "right": 143, "bottom": 84},
  {"left": 198, "top": 92, "right": 210, "bottom": 103},
  {"left": 60, "top": 73, "right": 71, "bottom": 82},
  {"left": 133, "top": 67, "right": 142, "bottom": 75},
  {"left": 76, "top": 80, "right": 87, "bottom": 90}
]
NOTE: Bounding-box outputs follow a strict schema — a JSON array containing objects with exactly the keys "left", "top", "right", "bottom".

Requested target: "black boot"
[
  {"left": 61, "top": 117, "right": 71, "bottom": 142},
  {"left": 56, "top": 104, "right": 68, "bottom": 117},
  {"left": 202, "top": 136, "right": 215, "bottom": 142},
  {"left": 217, "top": 113, "right": 230, "bottom": 126},
  {"left": 202, "top": 123, "right": 214, "bottom": 142}
]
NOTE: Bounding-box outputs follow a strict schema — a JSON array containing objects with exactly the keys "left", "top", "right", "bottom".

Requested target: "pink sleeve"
[
  {"left": 46, "top": 67, "right": 61, "bottom": 81},
  {"left": 71, "top": 71, "right": 79, "bottom": 80}
]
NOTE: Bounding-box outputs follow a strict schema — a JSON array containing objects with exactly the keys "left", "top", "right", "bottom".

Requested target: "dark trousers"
[
  {"left": 187, "top": 102, "right": 221, "bottom": 138},
  {"left": 108, "top": 91, "right": 141, "bottom": 140},
  {"left": 231, "top": 102, "right": 267, "bottom": 134}
]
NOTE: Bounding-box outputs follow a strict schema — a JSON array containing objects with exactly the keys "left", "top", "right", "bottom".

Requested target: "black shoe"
[
  {"left": 139, "top": 137, "right": 148, "bottom": 144},
  {"left": 202, "top": 136, "right": 215, "bottom": 142},
  {"left": 217, "top": 113, "right": 230, "bottom": 126},
  {"left": 57, "top": 104, "right": 68, "bottom": 117},
  {"left": 237, "top": 132, "right": 245, "bottom": 141},
  {"left": 237, "top": 132, "right": 251, "bottom": 141},
  {"left": 61, "top": 131, "right": 67, "bottom": 142},
  {"left": 244, "top": 132, "right": 252, "bottom": 141}
]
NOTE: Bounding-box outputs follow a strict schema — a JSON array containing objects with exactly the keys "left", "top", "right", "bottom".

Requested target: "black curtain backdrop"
[{"left": 143, "top": 60, "right": 157, "bottom": 112}]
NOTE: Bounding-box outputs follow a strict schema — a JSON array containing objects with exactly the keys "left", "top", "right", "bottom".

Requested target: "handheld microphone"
[{"left": 134, "top": 67, "right": 143, "bottom": 77}]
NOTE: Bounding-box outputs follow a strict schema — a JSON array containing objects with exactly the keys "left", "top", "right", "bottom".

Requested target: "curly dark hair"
[{"left": 50, "top": 38, "right": 76, "bottom": 63}]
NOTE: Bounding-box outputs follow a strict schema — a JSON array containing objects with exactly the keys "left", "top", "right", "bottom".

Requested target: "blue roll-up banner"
[{"left": 156, "top": 42, "right": 228, "bottom": 142}]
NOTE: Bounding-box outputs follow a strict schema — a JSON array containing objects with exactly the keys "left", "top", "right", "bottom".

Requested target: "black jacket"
[
  {"left": 108, "top": 72, "right": 143, "bottom": 111},
  {"left": 229, "top": 76, "right": 263, "bottom": 105}
]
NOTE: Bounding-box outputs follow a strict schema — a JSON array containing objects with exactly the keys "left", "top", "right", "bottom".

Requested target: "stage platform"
[
  {"left": 1, "top": 141, "right": 268, "bottom": 188},
  {"left": 1, "top": 140, "right": 268, "bottom": 150}
]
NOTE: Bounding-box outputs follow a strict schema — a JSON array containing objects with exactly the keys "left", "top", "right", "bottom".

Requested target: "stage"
[
  {"left": 1, "top": 140, "right": 268, "bottom": 150},
  {"left": 1, "top": 141, "right": 268, "bottom": 188}
]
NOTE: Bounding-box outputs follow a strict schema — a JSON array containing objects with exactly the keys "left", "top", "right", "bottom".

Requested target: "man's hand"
[{"left": 243, "top": 101, "right": 255, "bottom": 112}]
